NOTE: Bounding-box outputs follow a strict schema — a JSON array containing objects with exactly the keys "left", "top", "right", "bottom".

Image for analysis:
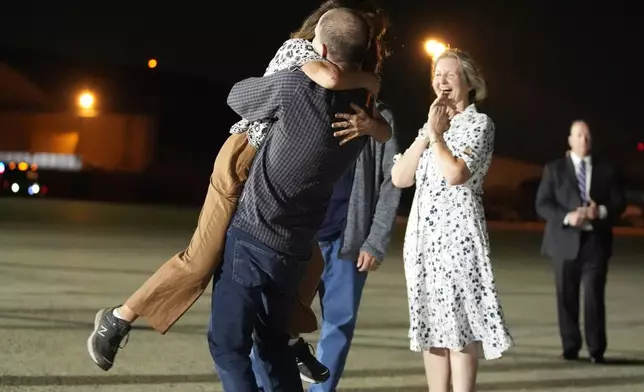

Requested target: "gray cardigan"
[{"left": 337, "top": 102, "right": 401, "bottom": 263}]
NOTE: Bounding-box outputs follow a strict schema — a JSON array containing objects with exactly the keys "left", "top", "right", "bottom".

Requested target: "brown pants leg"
[
  {"left": 125, "top": 133, "right": 322, "bottom": 335},
  {"left": 288, "top": 243, "right": 325, "bottom": 335},
  {"left": 125, "top": 133, "right": 256, "bottom": 333}
]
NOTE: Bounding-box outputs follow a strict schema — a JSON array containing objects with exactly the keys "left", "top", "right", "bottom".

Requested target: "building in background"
[{"left": 0, "top": 62, "right": 155, "bottom": 173}]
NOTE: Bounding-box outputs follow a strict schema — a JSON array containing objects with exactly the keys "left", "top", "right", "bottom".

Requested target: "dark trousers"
[
  {"left": 554, "top": 231, "right": 608, "bottom": 358},
  {"left": 253, "top": 236, "right": 370, "bottom": 392},
  {"left": 208, "top": 227, "right": 308, "bottom": 392}
]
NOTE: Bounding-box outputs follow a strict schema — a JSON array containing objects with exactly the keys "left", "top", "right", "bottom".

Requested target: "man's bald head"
[{"left": 313, "top": 8, "right": 370, "bottom": 69}]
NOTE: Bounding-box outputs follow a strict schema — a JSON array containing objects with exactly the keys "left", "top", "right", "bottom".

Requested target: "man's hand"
[
  {"left": 357, "top": 251, "right": 379, "bottom": 272},
  {"left": 566, "top": 207, "right": 588, "bottom": 227},
  {"left": 586, "top": 201, "right": 599, "bottom": 220},
  {"left": 333, "top": 103, "right": 375, "bottom": 145}
]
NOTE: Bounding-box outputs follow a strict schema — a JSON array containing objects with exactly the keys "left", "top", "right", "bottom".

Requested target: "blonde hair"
[{"left": 433, "top": 48, "right": 487, "bottom": 103}]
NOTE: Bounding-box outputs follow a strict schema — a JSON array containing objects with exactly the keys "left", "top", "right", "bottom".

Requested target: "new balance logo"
[{"left": 98, "top": 325, "right": 108, "bottom": 337}]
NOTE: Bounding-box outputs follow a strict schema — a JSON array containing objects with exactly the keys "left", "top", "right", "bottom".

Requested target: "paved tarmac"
[{"left": 1, "top": 199, "right": 643, "bottom": 391}]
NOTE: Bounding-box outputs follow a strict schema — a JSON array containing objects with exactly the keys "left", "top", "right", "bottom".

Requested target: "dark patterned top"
[
  {"left": 226, "top": 69, "right": 368, "bottom": 258},
  {"left": 229, "top": 38, "right": 324, "bottom": 150}
]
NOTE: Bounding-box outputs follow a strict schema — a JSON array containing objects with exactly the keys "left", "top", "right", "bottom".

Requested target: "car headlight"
[{"left": 28, "top": 183, "right": 40, "bottom": 195}]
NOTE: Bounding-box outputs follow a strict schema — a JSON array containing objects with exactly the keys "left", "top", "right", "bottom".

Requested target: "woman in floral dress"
[{"left": 391, "top": 49, "right": 513, "bottom": 392}]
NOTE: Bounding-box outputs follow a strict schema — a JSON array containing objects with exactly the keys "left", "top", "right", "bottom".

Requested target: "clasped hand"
[
  {"left": 424, "top": 94, "right": 451, "bottom": 141},
  {"left": 567, "top": 201, "right": 599, "bottom": 227}
]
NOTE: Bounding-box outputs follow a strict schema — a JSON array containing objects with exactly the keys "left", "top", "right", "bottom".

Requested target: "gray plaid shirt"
[{"left": 227, "top": 69, "right": 368, "bottom": 259}]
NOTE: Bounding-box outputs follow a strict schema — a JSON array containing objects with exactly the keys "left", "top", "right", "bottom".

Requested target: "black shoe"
[
  {"left": 561, "top": 352, "right": 579, "bottom": 361},
  {"left": 590, "top": 356, "right": 606, "bottom": 364},
  {"left": 290, "top": 338, "right": 330, "bottom": 384},
  {"left": 87, "top": 307, "right": 131, "bottom": 371}
]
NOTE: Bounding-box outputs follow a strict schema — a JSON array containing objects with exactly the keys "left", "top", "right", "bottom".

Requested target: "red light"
[{"left": 638, "top": 142, "right": 644, "bottom": 152}]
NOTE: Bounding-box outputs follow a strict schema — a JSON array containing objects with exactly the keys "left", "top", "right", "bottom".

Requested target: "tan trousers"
[{"left": 125, "top": 133, "right": 324, "bottom": 334}]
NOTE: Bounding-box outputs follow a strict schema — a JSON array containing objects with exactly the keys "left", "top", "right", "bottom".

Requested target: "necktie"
[{"left": 578, "top": 160, "right": 588, "bottom": 204}]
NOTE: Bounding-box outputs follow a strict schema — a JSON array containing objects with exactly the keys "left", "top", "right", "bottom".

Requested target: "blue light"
[
  {"left": 28, "top": 183, "right": 40, "bottom": 195},
  {"left": 0, "top": 162, "right": 4, "bottom": 174}
]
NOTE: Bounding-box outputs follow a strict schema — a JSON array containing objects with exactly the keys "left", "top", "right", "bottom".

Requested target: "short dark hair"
[
  {"left": 317, "top": 8, "right": 370, "bottom": 67},
  {"left": 291, "top": 1, "right": 391, "bottom": 73},
  {"left": 291, "top": 0, "right": 377, "bottom": 41}
]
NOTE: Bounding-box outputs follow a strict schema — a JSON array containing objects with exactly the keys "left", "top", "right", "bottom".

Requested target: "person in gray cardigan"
[{"left": 297, "top": 101, "right": 401, "bottom": 391}]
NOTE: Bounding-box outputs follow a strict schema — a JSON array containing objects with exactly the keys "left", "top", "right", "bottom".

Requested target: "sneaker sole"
[
  {"left": 87, "top": 308, "right": 112, "bottom": 371},
  {"left": 299, "top": 371, "right": 330, "bottom": 384}
]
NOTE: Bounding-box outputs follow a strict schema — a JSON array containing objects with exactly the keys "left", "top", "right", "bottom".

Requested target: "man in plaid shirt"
[{"left": 207, "top": 8, "right": 374, "bottom": 392}]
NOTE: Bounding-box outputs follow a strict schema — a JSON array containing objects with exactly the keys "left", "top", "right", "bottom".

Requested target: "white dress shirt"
[{"left": 564, "top": 152, "right": 607, "bottom": 230}]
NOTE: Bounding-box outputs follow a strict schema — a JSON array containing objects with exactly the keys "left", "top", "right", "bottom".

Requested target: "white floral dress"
[
  {"left": 401, "top": 104, "right": 513, "bottom": 359},
  {"left": 229, "top": 38, "right": 323, "bottom": 149}
]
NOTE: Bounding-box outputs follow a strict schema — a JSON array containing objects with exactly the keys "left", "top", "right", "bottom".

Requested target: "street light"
[
  {"left": 78, "top": 92, "right": 95, "bottom": 109},
  {"left": 77, "top": 90, "right": 97, "bottom": 118},
  {"left": 424, "top": 39, "right": 448, "bottom": 60},
  {"left": 148, "top": 58, "right": 157, "bottom": 69}
]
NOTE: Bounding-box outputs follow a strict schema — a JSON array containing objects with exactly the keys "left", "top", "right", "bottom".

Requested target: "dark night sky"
[{"left": 0, "top": 1, "right": 640, "bottom": 177}]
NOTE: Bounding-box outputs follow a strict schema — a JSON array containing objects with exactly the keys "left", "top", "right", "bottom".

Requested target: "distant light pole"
[{"left": 76, "top": 90, "right": 98, "bottom": 169}]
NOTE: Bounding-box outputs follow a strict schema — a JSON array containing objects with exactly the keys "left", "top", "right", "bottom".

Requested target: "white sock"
[
  {"left": 113, "top": 308, "right": 126, "bottom": 321},
  {"left": 288, "top": 337, "right": 300, "bottom": 346}
]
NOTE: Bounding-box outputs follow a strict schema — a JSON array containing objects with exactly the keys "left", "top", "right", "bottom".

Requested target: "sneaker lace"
[{"left": 109, "top": 328, "right": 130, "bottom": 352}]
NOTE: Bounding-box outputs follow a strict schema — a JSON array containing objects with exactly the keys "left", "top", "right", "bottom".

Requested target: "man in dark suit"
[{"left": 536, "top": 120, "right": 626, "bottom": 364}]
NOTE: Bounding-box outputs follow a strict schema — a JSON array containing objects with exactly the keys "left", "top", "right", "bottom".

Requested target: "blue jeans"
[
  {"left": 310, "top": 236, "right": 368, "bottom": 391},
  {"left": 208, "top": 227, "right": 308, "bottom": 392}
]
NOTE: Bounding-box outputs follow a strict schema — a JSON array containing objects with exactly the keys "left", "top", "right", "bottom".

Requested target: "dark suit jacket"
[{"left": 535, "top": 155, "right": 626, "bottom": 261}]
